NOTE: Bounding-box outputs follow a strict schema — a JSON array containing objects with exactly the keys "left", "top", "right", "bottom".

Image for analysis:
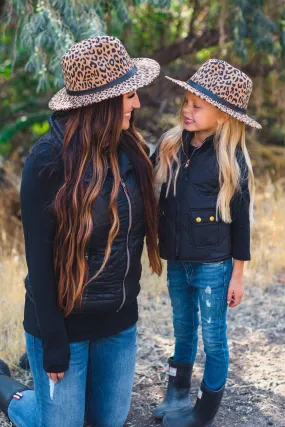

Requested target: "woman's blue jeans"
[
  {"left": 8, "top": 324, "right": 137, "bottom": 427},
  {"left": 167, "top": 258, "right": 233, "bottom": 391}
]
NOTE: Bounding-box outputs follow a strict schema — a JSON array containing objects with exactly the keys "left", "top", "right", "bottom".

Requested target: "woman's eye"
[
  {"left": 128, "top": 93, "right": 135, "bottom": 99},
  {"left": 194, "top": 105, "right": 200, "bottom": 109}
]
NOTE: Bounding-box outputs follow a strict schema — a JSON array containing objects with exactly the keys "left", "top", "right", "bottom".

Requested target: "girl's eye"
[
  {"left": 128, "top": 93, "right": 135, "bottom": 99},
  {"left": 194, "top": 105, "right": 200, "bottom": 109}
]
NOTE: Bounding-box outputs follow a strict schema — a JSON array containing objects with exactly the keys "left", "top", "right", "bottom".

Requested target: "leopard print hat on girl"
[
  {"left": 49, "top": 36, "right": 160, "bottom": 110},
  {"left": 166, "top": 59, "right": 262, "bottom": 129}
]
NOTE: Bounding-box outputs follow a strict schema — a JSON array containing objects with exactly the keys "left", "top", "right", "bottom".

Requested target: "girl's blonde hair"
[{"left": 155, "top": 100, "right": 255, "bottom": 223}]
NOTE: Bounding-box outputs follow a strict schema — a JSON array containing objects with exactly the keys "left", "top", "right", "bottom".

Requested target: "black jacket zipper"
[{"left": 175, "top": 137, "right": 210, "bottom": 257}]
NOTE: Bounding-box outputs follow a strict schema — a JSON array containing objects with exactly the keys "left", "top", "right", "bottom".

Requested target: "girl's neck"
[{"left": 191, "top": 130, "right": 214, "bottom": 148}]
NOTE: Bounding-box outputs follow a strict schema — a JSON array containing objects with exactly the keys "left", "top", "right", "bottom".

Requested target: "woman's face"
[
  {"left": 182, "top": 92, "right": 225, "bottom": 134},
  {"left": 122, "top": 91, "right": 141, "bottom": 130}
]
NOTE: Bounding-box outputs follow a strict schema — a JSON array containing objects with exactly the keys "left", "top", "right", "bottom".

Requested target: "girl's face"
[
  {"left": 122, "top": 91, "right": 141, "bottom": 130},
  {"left": 182, "top": 92, "right": 226, "bottom": 135}
]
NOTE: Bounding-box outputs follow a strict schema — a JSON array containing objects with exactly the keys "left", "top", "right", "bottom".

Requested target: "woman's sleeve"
[
  {"left": 20, "top": 143, "right": 70, "bottom": 373},
  {"left": 230, "top": 153, "right": 251, "bottom": 261}
]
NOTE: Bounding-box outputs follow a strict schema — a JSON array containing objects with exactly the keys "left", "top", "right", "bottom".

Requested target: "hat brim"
[
  {"left": 165, "top": 76, "right": 262, "bottom": 130},
  {"left": 49, "top": 58, "right": 160, "bottom": 111}
]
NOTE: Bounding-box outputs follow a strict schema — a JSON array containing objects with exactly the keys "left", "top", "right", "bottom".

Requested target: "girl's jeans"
[
  {"left": 8, "top": 324, "right": 137, "bottom": 427},
  {"left": 167, "top": 258, "right": 233, "bottom": 391}
]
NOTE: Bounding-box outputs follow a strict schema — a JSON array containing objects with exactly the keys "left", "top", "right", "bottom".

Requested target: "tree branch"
[
  {"left": 188, "top": 0, "right": 200, "bottom": 37},
  {"left": 153, "top": 29, "right": 221, "bottom": 66},
  {"left": 218, "top": 0, "right": 228, "bottom": 49},
  {"left": 0, "top": 0, "right": 5, "bottom": 16}
]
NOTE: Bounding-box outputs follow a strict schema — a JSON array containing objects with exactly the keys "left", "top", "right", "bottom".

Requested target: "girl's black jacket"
[
  {"left": 21, "top": 112, "right": 145, "bottom": 373},
  {"left": 154, "top": 131, "right": 251, "bottom": 263}
]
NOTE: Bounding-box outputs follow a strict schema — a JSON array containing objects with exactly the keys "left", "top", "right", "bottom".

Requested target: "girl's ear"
[{"left": 217, "top": 111, "right": 229, "bottom": 125}]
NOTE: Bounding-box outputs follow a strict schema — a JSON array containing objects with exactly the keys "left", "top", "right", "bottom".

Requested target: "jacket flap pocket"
[{"left": 190, "top": 209, "right": 217, "bottom": 224}]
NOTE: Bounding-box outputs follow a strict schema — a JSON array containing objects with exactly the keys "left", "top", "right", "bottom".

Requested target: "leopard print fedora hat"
[
  {"left": 49, "top": 36, "right": 160, "bottom": 110},
  {"left": 166, "top": 59, "right": 262, "bottom": 129}
]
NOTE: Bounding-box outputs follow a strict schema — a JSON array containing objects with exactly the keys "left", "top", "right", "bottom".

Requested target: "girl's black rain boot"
[
  {"left": 152, "top": 357, "right": 193, "bottom": 420},
  {"left": 163, "top": 380, "right": 225, "bottom": 427}
]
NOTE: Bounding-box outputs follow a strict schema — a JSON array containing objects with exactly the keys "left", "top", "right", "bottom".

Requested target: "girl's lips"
[{"left": 184, "top": 117, "right": 194, "bottom": 125}]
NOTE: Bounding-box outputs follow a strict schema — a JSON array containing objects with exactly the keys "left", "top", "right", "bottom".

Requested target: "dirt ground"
[
  {"left": 126, "top": 273, "right": 285, "bottom": 427},
  {"left": 1, "top": 273, "right": 285, "bottom": 427}
]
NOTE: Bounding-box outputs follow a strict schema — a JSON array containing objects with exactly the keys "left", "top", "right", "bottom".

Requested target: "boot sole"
[
  {"left": 153, "top": 404, "right": 191, "bottom": 420},
  {"left": 163, "top": 420, "right": 212, "bottom": 427}
]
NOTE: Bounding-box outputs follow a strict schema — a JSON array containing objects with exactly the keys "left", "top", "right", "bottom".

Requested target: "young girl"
[{"left": 152, "top": 59, "right": 261, "bottom": 427}]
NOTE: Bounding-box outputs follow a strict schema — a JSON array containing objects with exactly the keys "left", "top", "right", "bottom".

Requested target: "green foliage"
[
  {"left": 1, "top": 0, "right": 285, "bottom": 159},
  {"left": 0, "top": 112, "right": 50, "bottom": 144},
  {"left": 3, "top": 0, "right": 175, "bottom": 90},
  {"left": 231, "top": 0, "right": 282, "bottom": 60},
  {"left": 280, "top": 8, "right": 285, "bottom": 59}
]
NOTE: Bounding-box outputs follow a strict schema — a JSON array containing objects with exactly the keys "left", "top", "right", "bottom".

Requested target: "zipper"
[
  {"left": 182, "top": 135, "right": 211, "bottom": 176},
  {"left": 184, "top": 147, "right": 198, "bottom": 181},
  {"left": 175, "top": 136, "right": 210, "bottom": 256},
  {"left": 117, "top": 178, "right": 132, "bottom": 312},
  {"left": 175, "top": 145, "right": 198, "bottom": 256},
  {"left": 175, "top": 203, "right": 180, "bottom": 257}
]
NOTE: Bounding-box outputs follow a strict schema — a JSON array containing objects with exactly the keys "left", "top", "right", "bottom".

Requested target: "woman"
[{"left": 0, "top": 35, "right": 161, "bottom": 427}]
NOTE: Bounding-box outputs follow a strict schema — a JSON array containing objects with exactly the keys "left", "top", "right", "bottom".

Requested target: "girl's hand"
[
  {"left": 47, "top": 372, "right": 65, "bottom": 383},
  {"left": 227, "top": 274, "right": 244, "bottom": 308}
]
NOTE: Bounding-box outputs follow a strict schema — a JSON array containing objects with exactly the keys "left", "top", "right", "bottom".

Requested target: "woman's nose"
[{"left": 133, "top": 93, "right": 141, "bottom": 109}]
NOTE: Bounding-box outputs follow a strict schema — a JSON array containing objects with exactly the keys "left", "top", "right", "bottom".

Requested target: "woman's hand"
[
  {"left": 227, "top": 259, "right": 245, "bottom": 308},
  {"left": 47, "top": 372, "right": 65, "bottom": 383}
]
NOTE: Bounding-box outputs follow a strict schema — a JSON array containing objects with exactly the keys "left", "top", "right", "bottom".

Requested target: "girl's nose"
[{"left": 183, "top": 105, "right": 193, "bottom": 115}]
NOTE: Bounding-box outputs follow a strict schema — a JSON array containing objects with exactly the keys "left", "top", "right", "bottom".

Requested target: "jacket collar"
[
  {"left": 182, "top": 130, "right": 214, "bottom": 153},
  {"left": 48, "top": 111, "right": 68, "bottom": 143}
]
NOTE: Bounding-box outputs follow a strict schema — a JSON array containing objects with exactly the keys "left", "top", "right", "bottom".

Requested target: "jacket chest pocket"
[{"left": 189, "top": 209, "right": 221, "bottom": 247}]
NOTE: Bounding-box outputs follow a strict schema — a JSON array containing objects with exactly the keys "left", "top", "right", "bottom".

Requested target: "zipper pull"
[{"left": 184, "top": 160, "right": 190, "bottom": 168}]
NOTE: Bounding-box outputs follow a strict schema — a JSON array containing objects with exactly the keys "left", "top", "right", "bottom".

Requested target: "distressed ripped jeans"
[
  {"left": 167, "top": 258, "right": 233, "bottom": 391},
  {"left": 8, "top": 325, "right": 137, "bottom": 427}
]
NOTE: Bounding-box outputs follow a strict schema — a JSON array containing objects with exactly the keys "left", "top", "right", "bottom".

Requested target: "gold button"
[
  {"left": 210, "top": 216, "right": 215, "bottom": 222},
  {"left": 196, "top": 217, "right": 202, "bottom": 223}
]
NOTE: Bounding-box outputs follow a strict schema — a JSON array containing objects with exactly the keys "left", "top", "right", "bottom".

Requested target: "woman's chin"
[{"left": 122, "top": 121, "right": 130, "bottom": 130}]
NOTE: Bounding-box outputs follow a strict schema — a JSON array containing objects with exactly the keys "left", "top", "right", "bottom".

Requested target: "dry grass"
[
  {"left": 0, "top": 247, "right": 26, "bottom": 366},
  {"left": 249, "top": 177, "right": 285, "bottom": 283},
  {"left": 0, "top": 177, "right": 284, "bottom": 367}
]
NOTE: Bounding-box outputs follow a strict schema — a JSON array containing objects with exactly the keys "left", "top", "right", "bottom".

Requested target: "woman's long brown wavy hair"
[{"left": 53, "top": 96, "right": 162, "bottom": 316}]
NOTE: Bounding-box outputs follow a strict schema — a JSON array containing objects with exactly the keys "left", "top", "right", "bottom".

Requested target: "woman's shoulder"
[
  {"left": 27, "top": 130, "right": 63, "bottom": 171},
  {"left": 31, "top": 129, "right": 62, "bottom": 157}
]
